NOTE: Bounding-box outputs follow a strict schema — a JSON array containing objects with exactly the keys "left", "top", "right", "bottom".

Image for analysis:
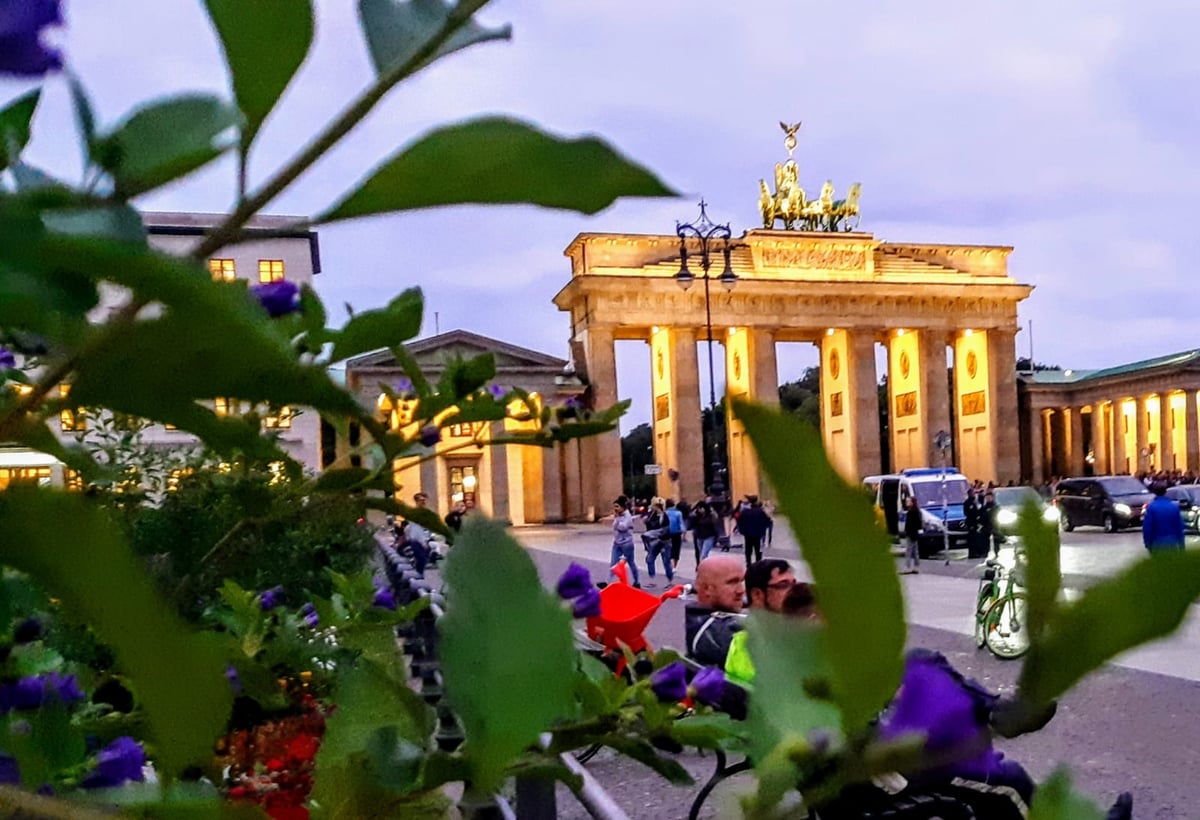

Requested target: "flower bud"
[{"left": 649, "top": 661, "right": 688, "bottom": 702}]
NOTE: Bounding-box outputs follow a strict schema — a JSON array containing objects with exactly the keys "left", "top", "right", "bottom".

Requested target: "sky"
[{"left": 15, "top": 0, "right": 1200, "bottom": 431}]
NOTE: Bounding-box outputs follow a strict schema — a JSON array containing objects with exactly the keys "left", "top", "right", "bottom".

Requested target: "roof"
[
  {"left": 143, "top": 211, "right": 321, "bottom": 275},
  {"left": 346, "top": 329, "right": 569, "bottom": 371},
  {"left": 1020, "top": 349, "right": 1200, "bottom": 385}
]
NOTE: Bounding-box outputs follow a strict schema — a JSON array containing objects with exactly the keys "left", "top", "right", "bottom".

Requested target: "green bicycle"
[{"left": 973, "top": 556, "right": 1030, "bottom": 659}]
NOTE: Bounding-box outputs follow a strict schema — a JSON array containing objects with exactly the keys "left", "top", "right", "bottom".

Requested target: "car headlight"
[
  {"left": 920, "top": 513, "right": 945, "bottom": 532},
  {"left": 996, "top": 509, "right": 1018, "bottom": 527},
  {"left": 1113, "top": 503, "right": 1132, "bottom": 516},
  {"left": 1042, "top": 506, "right": 1060, "bottom": 523}
]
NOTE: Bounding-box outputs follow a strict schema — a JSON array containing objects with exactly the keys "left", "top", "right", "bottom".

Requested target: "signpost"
[
  {"left": 644, "top": 464, "right": 663, "bottom": 476},
  {"left": 933, "top": 430, "right": 953, "bottom": 565}
]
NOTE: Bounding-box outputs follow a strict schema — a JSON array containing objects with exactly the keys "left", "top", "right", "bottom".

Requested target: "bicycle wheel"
[
  {"left": 973, "top": 593, "right": 995, "bottom": 648},
  {"left": 984, "top": 592, "right": 1030, "bottom": 659}
]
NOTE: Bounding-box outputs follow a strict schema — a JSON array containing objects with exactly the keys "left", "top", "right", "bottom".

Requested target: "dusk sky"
[{"left": 16, "top": 1, "right": 1200, "bottom": 429}]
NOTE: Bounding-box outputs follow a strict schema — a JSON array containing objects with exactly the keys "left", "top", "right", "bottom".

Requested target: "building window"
[
  {"left": 59, "top": 385, "right": 86, "bottom": 432},
  {"left": 215, "top": 397, "right": 239, "bottom": 417},
  {"left": 64, "top": 468, "right": 83, "bottom": 492},
  {"left": 0, "top": 467, "right": 52, "bottom": 490},
  {"left": 258, "top": 259, "right": 285, "bottom": 283},
  {"left": 449, "top": 464, "right": 478, "bottom": 508},
  {"left": 112, "top": 412, "right": 140, "bottom": 432},
  {"left": 208, "top": 258, "right": 236, "bottom": 281},
  {"left": 263, "top": 406, "right": 293, "bottom": 429}
]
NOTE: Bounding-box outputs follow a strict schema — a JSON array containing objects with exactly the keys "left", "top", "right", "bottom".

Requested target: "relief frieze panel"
[{"left": 758, "top": 244, "right": 868, "bottom": 272}]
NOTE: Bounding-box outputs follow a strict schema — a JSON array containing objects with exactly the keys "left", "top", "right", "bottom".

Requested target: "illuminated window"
[
  {"left": 449, "top": 465, "right": 478, "bottom": 508},
  {"left": 112, "top": 412, "right": 139, "bottom": 432},
  {"left": 59, "top": 384, "right": 86, "bottom": 432},
  {"left": 268, "top": 461, "right": 287, "bottom": 484},
  {"left": 264, "top": 406, "right": 293, "bottom": 429},
  {"left": 0, "top": 467, "right": 52, "bottom": 490},
  {"left": 64, "top": 469, "right": 83, "bottom": 492},
  {"left": 167, "top": 468, "right": 192, "bottom": 492},
  {"left": 215, "top": 397, "right": 238, "bottom": 417},
  {"left": 258, "top": 259, "right": 285, "bottom": 283},
  {"left": 208, "top": 258, "right": 236, "bottom": 281}
]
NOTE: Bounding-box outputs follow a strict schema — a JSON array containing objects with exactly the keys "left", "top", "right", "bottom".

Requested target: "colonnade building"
[{"left": 1019, "top": 350, "right": 1200, "bottom": 481}]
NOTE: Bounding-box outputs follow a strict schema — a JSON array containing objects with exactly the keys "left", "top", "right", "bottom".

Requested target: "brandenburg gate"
[{"left": 553, "top": 125, "right": 1033, "bottom": 515}]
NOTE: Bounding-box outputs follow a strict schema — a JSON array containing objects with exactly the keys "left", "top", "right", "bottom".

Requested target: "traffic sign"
[{"left": 644, "top": 464, "right": 662, "bottom": 475}]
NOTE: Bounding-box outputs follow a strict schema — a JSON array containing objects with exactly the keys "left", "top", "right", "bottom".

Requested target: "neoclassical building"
[
  {"left": 1019, "top": 350, "right": 1200, "bottom": 480},
  {"left": 555, "top": 227, "right": 1033, "bottom": 514},
  {"left": 342, "top": 330, "right": 586, "bottom": 524}
]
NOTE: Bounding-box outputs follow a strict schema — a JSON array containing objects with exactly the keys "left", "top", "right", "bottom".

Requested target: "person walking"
[
  {"left": 641, "top": 500, "right": 672, "bottom": 587},
  {"left": 980, "top": 491, "right": 1002, "bottom": 558},
  {"left": 610, "top": 498, "right": 640, "bottom": 587},
  {"left": 690, "top": 501, "right": 720, "bottom": 566},
  {"left": 902, "top": 495, "right": 922, "bottom": 574},
  {"left": 1142, "top": 482, "right": 1186, "bottom": 553},
  {"left": 664, "top": 499, "right": 685, "bottom": 571},
  {"left": 735, "top": 496, "right": 771, "bottom": 568}
]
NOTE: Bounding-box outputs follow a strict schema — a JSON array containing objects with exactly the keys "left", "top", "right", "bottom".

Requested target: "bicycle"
[{"left": 973, "top": 555, "right": 1030, "bottom": 659}]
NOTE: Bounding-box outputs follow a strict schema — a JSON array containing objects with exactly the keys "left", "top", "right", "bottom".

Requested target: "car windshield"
[
  {"left": 994, "top": 486, "right": 1040, "bottom": 508},
  {"left": 912, "top": 479, "right": 969, "bottom": 508},
  {"left": 1098, "top": 476, "right": 1150, "bottom": 496}
]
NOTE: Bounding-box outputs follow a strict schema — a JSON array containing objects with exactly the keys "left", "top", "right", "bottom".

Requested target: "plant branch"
[{"left": 190, "top": 2, "right": 483, "bottom": 261}]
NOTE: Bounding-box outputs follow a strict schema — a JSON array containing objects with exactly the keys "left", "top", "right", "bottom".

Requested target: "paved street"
[{"left": 503, "top": 522, "right": 1200, "bottom": 818}]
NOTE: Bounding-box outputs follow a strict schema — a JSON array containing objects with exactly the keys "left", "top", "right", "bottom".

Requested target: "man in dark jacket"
[
  {"left": 734, "top": 496, "right": 772, "bottom": 567},
  {"left": 1143, "top": 482, "right": 1185, "bottom": 552},
  {"left": 683, "top": 554, "right": 746, "bottom": 667}
]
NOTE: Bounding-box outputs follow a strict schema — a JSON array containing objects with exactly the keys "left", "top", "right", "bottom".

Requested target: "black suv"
[{"left": 1054, "top": 476, "right": 1155, "bottom": 533}]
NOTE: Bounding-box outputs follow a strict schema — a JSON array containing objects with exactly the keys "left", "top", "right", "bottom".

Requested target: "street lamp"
[{"left": 675, "top": 200, "right": 737, "bottom": 506}]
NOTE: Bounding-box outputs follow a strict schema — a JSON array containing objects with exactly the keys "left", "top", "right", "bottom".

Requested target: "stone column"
[
  {"left": 671, "top": 328, "right": 705, "bottom": 503},
  {"left": 1136, "top": 396, "right": 1151, "bottom": 474},
  {"left": 987, "top": 328, "right": 1020, "bottom": 484},
  {"left": 1111, "top": 400, "right": 1128, "bottom": 474},
  {"left": 578, "top": 326, "right": 622, "bottom": 519},
  {"left": 919, "top": 330, "right": 952, "bottom": 467},
  {"left": 1028, "top": 405, "right": 1045, "bottom": 484},
  {"left": 1090, "top": 404, "right": 1107, "bottom": 475},
  {"left": 1187, "top": 391, "right": 1200, "bottom": 474},
  {"left": 1161, "top": 394, "right": 1178, "bottom": 472},
  {"left": 1068, "top": 407, "right": 1085, "bottom": 477},
  {"left": 490, "top": 437, "right": 511, "bottom": 523},
  {"left": 849, "top": 330, "right": 882, "bottom": 478},
  {"left": 749, "top": 327, "right": 779, "bottom": 497}
]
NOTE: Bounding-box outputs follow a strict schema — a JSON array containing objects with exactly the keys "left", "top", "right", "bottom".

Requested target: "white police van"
[{"left": 865, "top": 468, "right": 971, "bottom": 557}]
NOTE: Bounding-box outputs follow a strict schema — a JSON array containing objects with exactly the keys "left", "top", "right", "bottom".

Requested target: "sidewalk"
[{"left": 512, "top": 522, "right": 1200, "bottom": 683}]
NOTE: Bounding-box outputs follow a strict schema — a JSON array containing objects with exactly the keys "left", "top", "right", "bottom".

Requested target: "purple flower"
[
  {"left": 82, "top": 736, "right": 145, "bottom": 789},
  {"left": 650, "top": 662, "right": 688, "bottom": 702},
  {"left": 571, "top": 588, "right": 602, "bottom": 619},
  {"left": 259, "top": 586, "right": 283, "bottom": 611},
  {"left": 225, "top": 665, "right": 243, "bottom": 695},
  {"left": 418, "top": 425, "right": 441, "bottom": 447},
  {"left": 250, "top": 281, "right": 301, "bottom": 318},
  {"left": 690, "top": 666, "right": 728, "bottom": 707},
  {"left": 0, "top": 0, "right": 63, "bottom": 77},
  {"left": 0, "top": 755, "right": 17, "bottom": 785},
  {"left": 373, "top": 587, "right": 397, "bottom": 610},
  {"left": 395, "top": 377, "right": 413, "bottom": 395},
  {"left": 45, "top": 672, "right": 84, "bottom": 704},
  {"left": 0, "top": 346, "right": 15, "bottom": 370},
  {"left": 556, "top": 562, "right": 594, "bottom": 600},
  {"left": 488, "top": 384, "right": 507, "bottom": 400},
  {"left": 8, "top": 676, "right": 46, "bottom": 711},
  {"left": 879, "top": 650, "right": 1002, "bottom": 780},
  {"left": 300, "top": 603, "right": 319, "bottom": 628}
]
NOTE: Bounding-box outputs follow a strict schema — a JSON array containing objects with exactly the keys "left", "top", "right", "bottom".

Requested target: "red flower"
[
  {"left": 265, "top": 757, "right": 285, "bottom": 773},
  {"left": 286, "top": 734, "right": 320, "bottom": 764},
  {"left": 266, "top": 805, "right": 309, "bottom": 819}
]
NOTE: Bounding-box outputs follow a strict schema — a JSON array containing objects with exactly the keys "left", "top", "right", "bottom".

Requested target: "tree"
[
  {"left": 1016, "top": 357, "right": 1061, "bottom": 372},
  {"left": 778, "top": 367, "right": 821, "bottom": 430},
  {"left": 620, "top": 423, "right": 656, "bottom": 500}
]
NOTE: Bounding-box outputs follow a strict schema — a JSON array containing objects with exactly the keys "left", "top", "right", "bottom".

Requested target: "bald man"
[{"left": 684, "top": 555, "right": 747, "bottom": 667}]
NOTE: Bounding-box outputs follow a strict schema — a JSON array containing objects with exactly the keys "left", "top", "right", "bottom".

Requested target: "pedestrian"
[
  {"left": 964, "top": 486, "right": 984, "bottom": 559},
  {"left": 641, "top": 500, "right": 672, "bottom": 587},
  {"left": 980, "top": 491, "right": 1002, "bottom": 557},
  {"left": 610, "top": 498, "right": 640, "bottom": 587},
  {"left": 403, "top": 492, "right": 433, "bottom": 576},
  {"left": 1142, "top": 482, "right": 1186, "bottom": 553},
  {"left": 735, "top": 495, "right": 771, "bottom": 568},
  {"left": 902, "top": 495, "right": 921, "bottom": 574},
  {"left": 690, "top": 501, "right": 720, "bottom": 565},
  {"left": 664, "top": 499, "right": 685, "bottom": 570}
]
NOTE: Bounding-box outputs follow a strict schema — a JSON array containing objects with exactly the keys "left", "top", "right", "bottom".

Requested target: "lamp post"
[{"left": 674, "top": 200, "right": 737, "bottom": 506}]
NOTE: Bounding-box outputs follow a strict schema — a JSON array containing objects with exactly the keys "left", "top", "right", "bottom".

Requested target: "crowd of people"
[{"left": 609, "top": 493, "right": 776, "bottom": 588}]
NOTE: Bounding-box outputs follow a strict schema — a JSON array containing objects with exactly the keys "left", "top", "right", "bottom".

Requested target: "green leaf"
[
  {"left": 1019, "top": 499, "right": 1060, "bottom": 640},
  {"left": 330, "top": 288, "right": 423, "bottom": 362},
  {"left": 313, "top": 467, "right": 374, "bottom": 492},
  {"left": 320, "top": 116, "right": 676, "bottom": 223},
  {"left": 0, "top": 489, "right": 232, "bottom": 777},
  {"left": 96, "top": 95, "right": 241, "bottom": 197},
  {"left": 357, "top": 0, "right": 510, "bottom": 77},
  {"left": 0, "top": 90, "right": 39, "bottom": 169},
  {"left": 745, "top": 612, "right": 841, "bottom": 763},
  {"left": 734, "top": 400, "right": 904, "bottom": 733},
  {"left": 42, "top": 204, "right": 147, "bottom": 245},
  {"left": 668, "top": 712, "right": 742, "bottom": 750},
  {"left": 439, "top": 517, "right": 576, "bottom": 791},
  {"left": 1028, "top": 768, "right": 1104, "bottom": 820},
  {"left": 1018, "top": 550, "right": 1200, "bottom": 705},
  {"left": 65, "top": 72, "right": 97, "bottom": 161},
  {"left": 599, "top": 737, "right": 693, "bottom": 785},
  {"left": 202, "top": 0, "right": 314, "bottom": 151}
]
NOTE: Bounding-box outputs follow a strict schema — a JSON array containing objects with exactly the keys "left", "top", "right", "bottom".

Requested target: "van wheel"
[
  {"left": 1060, "top": 512, "right": 1074, "bottom": 532},
  {"left": 1103, "top": 514, "right": 1117, "bottom": 534}
]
